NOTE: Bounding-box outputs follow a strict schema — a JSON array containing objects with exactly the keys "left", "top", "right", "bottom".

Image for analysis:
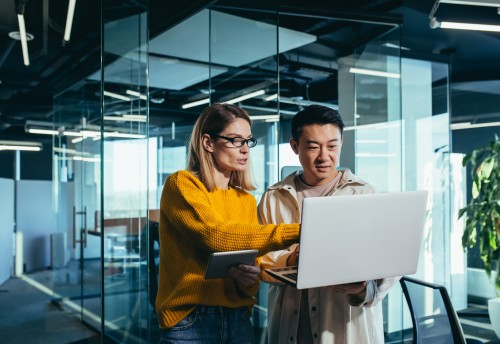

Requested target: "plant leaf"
[
  {"left": 462, "top": 153, "right": 472, "bottom": 167},
  {"left": 458, "top": 207, "right": 467, "bottom": 219},
  {"left": 472, "top": 179, "right": 480, "bottom": 199},
  {"left": 480, "top": 157, "right": 495, "bottom": 180}
]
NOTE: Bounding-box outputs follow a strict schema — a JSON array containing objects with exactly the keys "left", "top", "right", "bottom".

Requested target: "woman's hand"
[{"left": 228, "top": 261, "right": 260, "bottom": 287}]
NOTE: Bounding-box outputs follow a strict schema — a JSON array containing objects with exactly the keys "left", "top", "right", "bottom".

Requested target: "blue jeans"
[{"left": 159, "top": 305, "right": 255, "bottom": 344}]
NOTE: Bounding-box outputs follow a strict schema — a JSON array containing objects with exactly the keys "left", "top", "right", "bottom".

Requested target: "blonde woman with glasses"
[{"left": 156, "top": 103, "right": 300, "bottom": 344}]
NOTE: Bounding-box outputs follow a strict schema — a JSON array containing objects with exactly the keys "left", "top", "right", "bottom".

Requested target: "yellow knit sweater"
[{"left": 156, "top": 170, "right": 300, "bottom": 329}]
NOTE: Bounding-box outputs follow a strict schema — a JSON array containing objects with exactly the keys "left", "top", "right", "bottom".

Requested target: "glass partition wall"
[
  {"left": 49, "top": 2, "right": 458, "bottom": 343},
  {"left": 52, "top": 1, "right": 151, "bottom": 343},
  {"left": 101, "top": 1, "right": 149, "bottom": 342}
]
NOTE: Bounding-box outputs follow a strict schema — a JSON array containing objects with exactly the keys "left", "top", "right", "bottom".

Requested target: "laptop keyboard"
[{"left": 284, "top": 272, "right": 298, "bottom": 280}]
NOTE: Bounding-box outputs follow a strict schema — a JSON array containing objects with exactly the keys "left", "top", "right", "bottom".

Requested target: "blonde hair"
[{"left": 187, "top": 103, "right": 256, "bottom": 192}]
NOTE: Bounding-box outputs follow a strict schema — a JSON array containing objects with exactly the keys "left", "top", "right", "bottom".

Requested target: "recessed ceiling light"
[{"left": 8, "top": 31, "right": 34, "bottom": 41}]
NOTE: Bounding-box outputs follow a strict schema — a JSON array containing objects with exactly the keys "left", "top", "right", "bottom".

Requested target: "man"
[{"left": 258, "top": 105, "right": 398, "bottom": 344}]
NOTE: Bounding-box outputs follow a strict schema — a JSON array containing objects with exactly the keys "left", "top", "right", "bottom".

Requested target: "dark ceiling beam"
[
  {"left": 212, "top": 0, "right": 403, "bottom": 26},
  {"left": 149, "top": 0, "right": 217, "bottom": 38}
]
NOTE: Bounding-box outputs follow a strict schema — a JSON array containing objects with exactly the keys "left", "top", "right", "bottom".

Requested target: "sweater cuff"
[{"left": 280, "top": 223, "right": 300, "bottom": 244}]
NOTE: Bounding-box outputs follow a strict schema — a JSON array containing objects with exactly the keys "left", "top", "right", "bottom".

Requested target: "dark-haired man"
[{"left": 258, "top": 105, "right": 398, "bottom": 344}]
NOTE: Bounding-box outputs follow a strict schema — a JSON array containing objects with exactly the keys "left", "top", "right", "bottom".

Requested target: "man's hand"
[
  {"left": 332, "top": 281, "right": 367, "bottom": 295},
  {"left": 228, "top": 261, "right": 260, "bottom": 287},
  {"left": 287, "top": 245, "right": 300, "bottom": 266}
]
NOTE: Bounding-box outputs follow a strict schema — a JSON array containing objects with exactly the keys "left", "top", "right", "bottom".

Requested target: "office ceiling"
[{"left": 0, "top": 0, "right": 499, "bottom": 144}]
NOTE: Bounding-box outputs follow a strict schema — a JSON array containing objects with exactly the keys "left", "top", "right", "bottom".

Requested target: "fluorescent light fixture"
[
  {"left": 103, "top": 115, "right": 147, "bottom": 122},
  {"left": 63, "top": 131, "right": 83, "bottom": 137},
  {"left": 451, "top": 121, "right": 500, "bottom": 130},
  {"left": 17, "top": 14, "right": 29, "bottom": 66},
  {"left": 383, "top": 43, "right": 410, "bottom": 51},
  {"left": 103, "top": 90, "right": 131, "bottom": 101},
  {"left": 126, "top": 89, "right": 147, "bottom": 100},
  {"left": 349, "top": 68, "right": 400, "bottom": 79},
  {"left": 249, "top": 115, "right": 280, "bottom": 121},
  {"left": 71, "top": 137, "right": 84, "bottom": 143},
  {"left": 63, "top": 0, "right": 76, "bottom": 42},
  {"left": 439, "top": 0, "right": 500, "bottom": 7},
  {"left": 181, "top": 98, "right": 210, "bottom": 109},
  {"left": 105, "top": 132, "right": 146, "bottom": 139},
  {"left": 28, "top": 128, "right": 59, "bottom": 135},
  {"left": 81, "top": 130, "right": 100, "bottom": 137},
  {"left": 0, "top": 145, "right": 41, "bottom": 151},
  {"left": 264, "top": 93, "right": 278, "bottom": 101},
  {"left": 440, "top": 21, "right": 500, "bottom": 32},
  {"left": 224, "top": 90, "right": 266, "bottom": 104},
  {"left": 0, "top": 140, "right": 42, "bottom": 151}
]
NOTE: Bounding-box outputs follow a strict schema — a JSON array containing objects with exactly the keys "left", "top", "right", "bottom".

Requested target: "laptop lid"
[{"left": 291, "top": 190, "right": 428, "bottom": 289}]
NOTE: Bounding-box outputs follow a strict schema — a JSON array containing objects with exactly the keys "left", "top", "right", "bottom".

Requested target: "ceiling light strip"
[
  {"left": 349, "top": 68, "right": 400, "bottom": 79},
  {"left": 103, "top": 115, "right": 147, "bottom": 122},
  {"left": 28, "top": 128, "right": 59, "bottom": 135},
  {"left": 264, "top": 93, "right": 278, "bottom": 101},
  {"left": 63, "top": 0, "right": 77, "bottom": 42},
  {"left": 440, "top": 21, "right": 500, "bottom": 32},
  {"left": 0, "top": 145, "right": 41, "bottom": 151},
  {"left": 249, "top": 115, "right": 280, "bottom": 121},
  {"left": 103, "top": 91, "right": 132, "bottom": 101},
  {"left": 126, "top": 90, "right": 147, "bottom": 100},
  {"left": 225, "top": 90, "right": 266, "bottom": 104},
  {"left": 182, "top": 98, "right": 210, "bottom": 109},
  {"left": 17, "top": 15, "right": 30, "bottom": 66},
  {"left": 451, "top": 121, "right": 500, "bottom": 130},
  {"left": 439, "top": 0, "right": 500, "bottom": 7},
  {"left": 0, "top": 140, "right": 42, "bottom": 151}
]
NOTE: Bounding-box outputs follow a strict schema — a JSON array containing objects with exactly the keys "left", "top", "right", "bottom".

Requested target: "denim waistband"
[{"left": 195, "top": 305, "right": 248, "bottom": 315}]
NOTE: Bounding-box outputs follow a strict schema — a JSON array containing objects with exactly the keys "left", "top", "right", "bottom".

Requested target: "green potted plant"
[{"left": 459, "top": 134, "right": 500, "bottom": 337}]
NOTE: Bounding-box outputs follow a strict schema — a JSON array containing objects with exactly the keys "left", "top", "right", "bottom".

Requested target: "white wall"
[
  {"left": 16, "top": 180, "right": 55, "bottom": 272},
  {"left": 0, "top": 178, "right": 14, "bottom": 284}
]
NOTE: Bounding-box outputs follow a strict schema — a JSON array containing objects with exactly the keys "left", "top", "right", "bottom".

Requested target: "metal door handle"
[{"left": 73, "top": 206, "right": 87, "bottom": 248}]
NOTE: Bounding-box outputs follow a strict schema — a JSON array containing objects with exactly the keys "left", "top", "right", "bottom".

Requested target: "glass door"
[{"left": 52, "top": 81, "right": 103, "bottom": 333}]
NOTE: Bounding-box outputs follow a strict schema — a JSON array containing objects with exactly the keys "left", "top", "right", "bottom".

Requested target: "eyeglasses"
[{"left": 212, "top": 134, "right": 258, "bottom": 148}]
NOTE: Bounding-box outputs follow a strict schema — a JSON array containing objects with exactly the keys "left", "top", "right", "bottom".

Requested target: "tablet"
[{"left": 204, "top": 249, "right": 258, "bottom": 279}]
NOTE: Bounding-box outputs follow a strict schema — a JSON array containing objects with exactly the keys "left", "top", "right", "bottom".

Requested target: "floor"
[
  {"left": 0, "top": 273, "right": 99, "bottom": 344},
  {"left": 0, "top": 270, "right": 498, "bottom": 344}
]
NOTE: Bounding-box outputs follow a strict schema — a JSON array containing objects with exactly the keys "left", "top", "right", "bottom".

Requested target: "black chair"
[
  {"left": 140, "top": 220, "right": 160, "bottom": 310},
  {"left": 400, "top": 276, "right": 485, "bottom": 344}
]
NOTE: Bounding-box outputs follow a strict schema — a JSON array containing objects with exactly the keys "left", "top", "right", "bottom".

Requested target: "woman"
[{"left": 156, "top": 103, "right": 300, "bottom": 343}]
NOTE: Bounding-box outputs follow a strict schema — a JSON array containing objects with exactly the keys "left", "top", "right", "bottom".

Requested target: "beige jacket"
[{"left": 258, "top": 169, "right": 398, "bottom": 344}]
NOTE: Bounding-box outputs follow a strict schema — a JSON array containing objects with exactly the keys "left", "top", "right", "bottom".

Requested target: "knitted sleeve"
[{"left": 161, "top": 170, "right": 299, "bottom": 255}]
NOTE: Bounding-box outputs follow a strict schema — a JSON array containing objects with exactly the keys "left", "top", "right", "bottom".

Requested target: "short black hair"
[{"left": 291, "top": 105, "right": 345, "bottom": 141}]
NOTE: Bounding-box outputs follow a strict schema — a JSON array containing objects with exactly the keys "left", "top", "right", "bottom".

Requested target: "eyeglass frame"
[{"left": 211, "top": 134, "right": 258, "bottom": 148}]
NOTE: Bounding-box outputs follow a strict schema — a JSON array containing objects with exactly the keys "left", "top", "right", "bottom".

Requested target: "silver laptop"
[{"left": 265, "top": 190, "right": 428, "bottom": 289}]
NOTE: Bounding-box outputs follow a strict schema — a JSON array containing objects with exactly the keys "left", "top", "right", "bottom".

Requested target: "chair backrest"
[
  {"left": 280, "top": 166, "right": 302, "bottom": 180},
  {"left": 400, "top": 276, "right": 467, "bottom": 344}
]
